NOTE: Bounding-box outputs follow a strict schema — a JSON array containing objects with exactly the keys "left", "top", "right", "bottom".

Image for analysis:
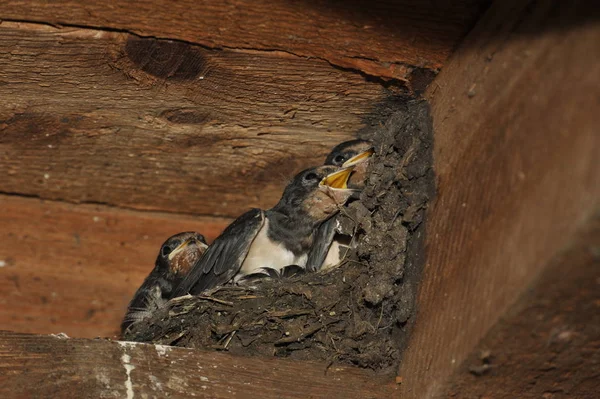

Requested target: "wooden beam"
[
  {"left": 0, "top": 194, "right": 230, "bottom": 338},
  {"left": 0, "top": 21, "right": 385, "bottom": 217},
  {"left": 0, "top": 331, "right": 397, "bottom": 398},
  {"left": 442, "top": 217, "right": 600, "bottom": 398},
  {"left": 0, "top": 0, "right": 489, "bottom": 82},
  {"left": 397, "top": 0, "right": 600, "bottom": 397}
]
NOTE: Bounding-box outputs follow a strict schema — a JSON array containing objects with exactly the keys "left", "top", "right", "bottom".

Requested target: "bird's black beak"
[
  {"left": 342, "top": 148, "right": 374, "bottom": 167},
  {"left": 319, "top": 166, "right": 355, "bottom": 190}
]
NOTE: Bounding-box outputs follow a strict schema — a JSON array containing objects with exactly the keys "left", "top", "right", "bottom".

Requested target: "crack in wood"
[{"left": 0, "top": 18, "right": 420, "bottom": 89}]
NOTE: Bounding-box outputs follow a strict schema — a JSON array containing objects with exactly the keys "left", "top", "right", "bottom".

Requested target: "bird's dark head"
[
  {"left": 325, "top": 139, "right": 373, "bottom": 167},
  {"left": 273, "top": 165, "right": 355, "bottom": 223},
  {"left": 325, "top": 139, "right": 373, "bottom": 189},
  {"left": 157, "top": 232, "right": 208, "bottom": 277}
]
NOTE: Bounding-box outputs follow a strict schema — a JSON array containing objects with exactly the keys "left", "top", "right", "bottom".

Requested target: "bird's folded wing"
[
  {"left": 305, "top": 216, "right": 337, "bottom": 272},
  {"left": 171, "top": 208, "right": 265, "bottom": 297}
]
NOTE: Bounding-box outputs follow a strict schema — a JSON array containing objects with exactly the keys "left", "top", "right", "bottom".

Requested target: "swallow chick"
[
  {"left": 171, "top": 165, "right": 355, "bottom": 297},
  {"left": 307, "top": 139, "right": 374, "bottom": 272},
  {"left": 324, "top": 139, "right": 374, "bottom": 190},
  {"left": 121, "top": 232, "right": 208, "bottom": 334}
]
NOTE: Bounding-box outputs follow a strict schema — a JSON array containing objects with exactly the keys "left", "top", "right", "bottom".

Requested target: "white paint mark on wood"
[
  {"left": 118, "top": 342, "right": 137, "bottom": 399},
  {"left": 50, "top": 332, "right": 70, "bottom": 339},
  {"left": 121, "top": 353, "right": 136, "bottom": 399},
  {"left": 154, "top": 344, "right": 170, "bottom": 357},
  {"left": 95, "top": 370, "right": 122, "bottom": 398},
  {"left": 117, "top": 341, "right": 140, "bottom": 349},
  {"left": 149, "top": 375, "right": 163, "bottom": 392},
  {"left": 96, "top": 372, "right": 110, "bottom": 387},
  {"left": 166, "top": 375, "right": 189, "bottom": 392}
]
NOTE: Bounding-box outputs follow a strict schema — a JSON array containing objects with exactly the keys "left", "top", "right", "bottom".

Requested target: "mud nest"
[{"left": 124, "top": 98, "right": 435, "bottom": 372}]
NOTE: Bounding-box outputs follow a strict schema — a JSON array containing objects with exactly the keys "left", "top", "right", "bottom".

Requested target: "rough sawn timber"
[
  {"left": 442, "top": 217, "right": 600, "bottom": 398},
  {"left": 397, "top": 0, "right": 600, "bottom": 397},
  {"left": 0, "top": 21, "right": 383, "bottom": 218},
  {"left": 0, "top": 0, "right": 490, "bottom": 82},
  {"left": 0, "top": 331, "right": 397, "bottom": 398},
  {"left": 0, "top": 194, "right": 230, "bottom": 339}
]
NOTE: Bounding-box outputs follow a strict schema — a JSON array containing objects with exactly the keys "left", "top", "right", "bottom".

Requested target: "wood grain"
[
  {"left": 0, "top": 331, "right": 397, "bottom": 398},
  {"left": 0, "top": 0, "right": 490, "bottom": 82},
  {"left": 398, "top": 0, "right": 600, "bottom": 397},
  {"left": 0, "top": 21, "right": 385, "bottom": 218},
  {"left": 0, "top": 194, "right": 230, "bottom": 338},
  {"left": 442, "top": 218, "right": 600, "bottom": 398}
]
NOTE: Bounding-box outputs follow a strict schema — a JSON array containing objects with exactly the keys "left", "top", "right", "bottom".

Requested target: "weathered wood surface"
[
  {"left": 0, "top": 1, "right": 492, "bottom": 219},
  {"left": 0, "top": 331, "right": 397, "bottom": 398},
  {"left": 0, "top": 0, "right": 489, "bottom": 83},
  {"left": 0, "top": 21, "right": 383, "bottom": 218},
  {"left": 0, "top": 194, "right": 230, "bottom": 338},
  {"left": 442, "top": 218, "right": 600, "bottom": 398},
  {"left": 397, "top": 0, "right": 600, "bottom": 397}
]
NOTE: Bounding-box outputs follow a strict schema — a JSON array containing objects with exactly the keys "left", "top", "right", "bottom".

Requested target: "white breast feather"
[{"left": 239, "top": 219, "right": 307, "bottom": 276}]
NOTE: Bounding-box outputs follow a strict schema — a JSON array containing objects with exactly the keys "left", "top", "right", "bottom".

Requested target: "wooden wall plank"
[
  {"left": 442, "top": 218, "right": 600, "bottom": 398},
  {"left": 0, "top": 21, "right": 382, "bottom": 218},
  {"left": 398, "top": 0, "right": 600, "bottom": 397},
  {"left": 0, "top": 0, "right": 490, "bottom": 82},
  {"left": 0, "top": 331, "right": 397, "bottom": 398},
  {"left": 0, "top": 194, "right": 230, "bottom": 338}
]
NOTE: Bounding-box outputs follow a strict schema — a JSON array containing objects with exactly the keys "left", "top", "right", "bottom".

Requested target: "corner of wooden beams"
[
  {"left": 397, "top": 0, "right": 600, "bottom": 397},
  {"left": 441, "top": 216, "right": 600, "bottom": 398},
  {"left": 0, "top": 0, "right": 489, "bottom": 340}
]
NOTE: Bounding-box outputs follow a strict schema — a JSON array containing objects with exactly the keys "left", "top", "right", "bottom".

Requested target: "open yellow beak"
[
  {"left": 168, "top": 239, "right": 191, "bottom": 261},
  {"left": 319, "top": 166, "right": 354, "bottom": 189},
  {"left": 342, "top": 148, "right": 374, "bottom": 167}
]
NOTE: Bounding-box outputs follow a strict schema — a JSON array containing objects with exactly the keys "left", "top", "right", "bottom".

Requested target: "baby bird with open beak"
[
  {"left": 171, "top": 165, "right": 355, "bottom": 297},
  {"left": 324, "top": 139, "right": 374, "bottom": 191},
  {"left": 307, "top": 139, "right": 374, "bottom": 272}
]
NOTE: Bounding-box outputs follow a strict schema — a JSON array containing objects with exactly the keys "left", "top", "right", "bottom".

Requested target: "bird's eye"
[
  {"left": 161, "top": 245, "right": 173, "bottom": 257},
  {"left": 333, "top": 155, "right": 346, "bottom": 165},
  {"left": 304, "top": 172, "right": 319, "bottom": 182}
]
